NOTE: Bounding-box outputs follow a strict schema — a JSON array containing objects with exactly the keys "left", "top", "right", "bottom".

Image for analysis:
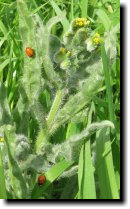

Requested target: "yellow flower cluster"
[
  {"left": 75, "top": 18, "right": 90, "bottom": 27},
  {"left": 0, "top": 137, "right": 4, "bottom": 142},
  {"left": 93, "top": 32, "right": 101, "bottom": 45},
  {"left": 59, "top": 47, "right": 67, "bottom": 54},
  {"left": 59, "top": 48, "right": 72, "bottom": 57}
]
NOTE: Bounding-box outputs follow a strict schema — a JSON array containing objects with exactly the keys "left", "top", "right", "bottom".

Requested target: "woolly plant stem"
[
  {"left": 35, "top": 90, "right": 62, "bottom": 153},
  {"left": 35, "top": 129, "right": 48, "bottom": 153}
]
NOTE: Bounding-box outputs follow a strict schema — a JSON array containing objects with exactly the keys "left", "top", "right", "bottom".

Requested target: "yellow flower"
[
  {"left": 59, "top": 47, "right": 67, "bottom": 54},
  {"left": 95, "top": 32, "right": 100, "bottom": 38},
  {"left": 75, "top": 18, "right": 89, "bottom": 27},
  {"left": 0, "top": 137, "right": 4, "bottom": 142},
  {"left": 93, "top": 32, "right": 101, "bottom": 45},
  {"left": 78, "top": 21, "right": 83, "bottom": 26}
]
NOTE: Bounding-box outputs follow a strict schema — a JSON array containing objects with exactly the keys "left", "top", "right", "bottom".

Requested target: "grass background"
[{"left": 0, "top": 0, "right": 120, "bottom": 199}]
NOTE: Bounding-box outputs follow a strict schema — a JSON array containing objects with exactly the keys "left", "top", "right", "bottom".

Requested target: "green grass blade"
[
  {"left": 66, "top": 122, "right": 81, "bottom": 139},
  {"left": 32, "top": 1, "right": 49, "bottom": 14},
  {"left": 0, "top": 58, "right": 16, "bottom": 76},
  {"left": 101, "top": 44, "right": 115, "bottom": 123},
  {"left": 0, "top": 82, "right": 12, "bottom": 126},
  {"left": 71, "top": 0, "right": 74, "bottom": 20},
  {"left": 60, "top": 175, "right": 78, "bottom": 199},
  {"left": 0, "top": 19, "right": 8, "bottom": 36},
  {"left": 0, "top": 146, "right": 7, "bottom": 199},
  {"left": 31, "top": 159, "right": 73, "bottom": 199},
  {"left": 78, "top": 102, "right": 96, "bottom": 199},
  {"left": 78, "top": 140, "right": 96, "bottom": 199},
  {"left": 80, "top": 0, "right": 88, "bottom": 18},
  {"left": 0, "top": 27, "right": 13, "bottom": 48},
  {"left": 96, "top": 128, "right": 119, "bottom": 199},
  {"left": 50, "top": 0, "right": 70, "bottom": 32},
  {"left": 96, "top": 9, "right": 111, "bottom": 31}
]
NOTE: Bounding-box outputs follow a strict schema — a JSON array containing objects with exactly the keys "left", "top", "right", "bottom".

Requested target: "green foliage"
[
  {"left": 78, "top": 102, "right": 96, "bottom": 199},
  {"left": 50, "top": 0, "right": 70, "bottom": 32},
  {"left": 0, "top": 0, "right": 120, "bottom": 200},
  {"left": 0, "top": 83, "right": 12, "bottom": 126},
  {"left": 4, "top": 126, "right": 29, "bottom": 199},
  {"left": 96, "top": 128, "right": 119, "bottom": 199},
  {"left": 31, "top": 159, "right": 73, "bottom": 199},
  {"left": 0, "top": 145, "right": 7, "bottom": 199}
]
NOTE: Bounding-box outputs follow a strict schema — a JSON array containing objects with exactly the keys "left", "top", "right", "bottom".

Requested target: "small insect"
[
  {"left": 25, "top": 47, "right": 35, "bottom": 57},
  {"left": 38, "top": 175, "right": 46, "bottom": 186}
]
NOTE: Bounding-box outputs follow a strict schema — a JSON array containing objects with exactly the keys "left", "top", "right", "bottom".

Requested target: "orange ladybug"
[
  {"left": 25, "top": 47, "right": 35, "bottom": 57},
  {"left": 38, "top": 175, "right": 46, "bottom": 186}
]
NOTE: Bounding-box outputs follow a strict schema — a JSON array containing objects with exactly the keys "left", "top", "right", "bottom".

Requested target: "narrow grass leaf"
[
  {"left": 50, "top": 0, "right": 70, "bottom": 32},
  {"left": 101, "top": 44, "right": 115, "bottom": 123},
  {"left": 0, "top": 146, "right": 7, "bottom": 199},
  {"left": 96, "top": 128, "right": 119, "bottom": 199},
  {"left": 31, "top": 159, "right": 73, "bottom": 199},
  {"left": 78, "top": 140, "right": 96, "bottom": 199},
  {"left": 32, "top": 1, "right": 49, "bottom": 14},
  {"left": 0, "top": 19, "right": 8, "bottom": 36},
  {"left": 71, "top": 0, "right": 74, "bottom": 20},
  {"left": 0, "top": 27, "right": 14, "bottom": 48},
  {"left": 80, "top": 0, "right": 88, "bottom": 18},
  {"left": 0, "top": 59, "right": 16, "bottom": 75},
  {"left": 66, "top": 122, "right": 81, "bottom": 139},
  {"left": 0, "top": 82, "right": 12, "bottom": 126},
  {"left": 78, "top": 103, "right": 96, "bottom": 199},
  {"left": 96, "top": 9, "right": 111, "bottom": 31}
]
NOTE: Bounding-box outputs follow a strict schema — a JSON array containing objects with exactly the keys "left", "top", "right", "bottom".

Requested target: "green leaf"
[
  {"left": 50, "top": 57, "right": 104, "bottom": 134},
  {"left": 96, "top": 9, "right": 111, "bottom": 31},
  {"left": 78, "top": 102, "right": 96, "bottom": 199},
  {"left": 0, "top": 82, "right": 12, "bottom": 126},
  {"left": 17, "top": 0, "right": 43, "bottom": 104},
  {"left": 0, "top": 19, "right": 8, "bottom": 36},
  {"left": 47, "top": 90, "right": 62, "bottom": 128},
  {"left": 96, "top": 128, "right": 119, "bottom": 199},
  {"left": 0, "top": 27, "right": 13, "bottom": 48},
  {"left": 0, "top": 146, "right": 7, "bottom": 199},
  {"left": 101, "top": 44, "right": 115, "bottom": 123},
  {"left": 0, "top": 58, "right": 16, "bottom": 75},
  {"left": 71, "top": 0, "right": 74, "bottom": 20},
  {"left": 31, "top": 159, "right": 73, "bottom": 199},
  {"left": 66, "top": 122, "right": 82, "bottom": 139},
  {"left": 47, "top": 12, "right": 67, "bottom": 32},
  {"left": 80, "top": 0, "right": 88, "bottom": 18},
  {"left": 4, "top": 126, "right": 29, "bottom": 199},
  {"left": 50, "top": 0, "right": 70, "bottom": 32},
  {"left": 78, "top": 140, "right": 96, "bottom": 199},
  {"left": 60, "top": 175, "right": 78, "bottom": 199}
]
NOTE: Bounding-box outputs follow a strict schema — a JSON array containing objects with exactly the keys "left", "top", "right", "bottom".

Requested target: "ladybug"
[
  {"left": 25, "top": 47, "right": 35, "bottom": 57},
  {"left": 38, "top": 175, "right": 46, "bottom": 186}
]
